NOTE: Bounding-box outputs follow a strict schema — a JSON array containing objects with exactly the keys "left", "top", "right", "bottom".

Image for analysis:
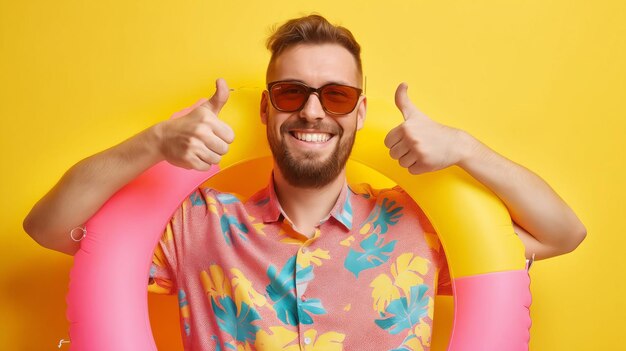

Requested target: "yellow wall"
[{"left": 1, "top": 1, "right": 623, "bottom": 349}]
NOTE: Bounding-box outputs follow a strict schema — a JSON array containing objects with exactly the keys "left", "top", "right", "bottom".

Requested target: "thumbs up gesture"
[
  {"left": 384, "top": 83, "right": 468, "bottom": 175},
  {"left": 156, "top": 78, "right": 235, "bottom": 171}
]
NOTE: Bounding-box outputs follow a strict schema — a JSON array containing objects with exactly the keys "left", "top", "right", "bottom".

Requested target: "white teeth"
[{"left": 294, "top": 132, "right": 330, "bottom": 142}]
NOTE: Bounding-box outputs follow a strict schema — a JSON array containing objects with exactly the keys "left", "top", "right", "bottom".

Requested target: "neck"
[{"left": 273, "top": 167, "right": 346, "bottom": 236}]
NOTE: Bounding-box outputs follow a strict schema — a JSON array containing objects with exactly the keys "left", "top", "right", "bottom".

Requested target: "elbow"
[
  {"left": 567, "top": 223, "right": 587, "bottom": 253},
  {"left": 554, "top": 222, "right": 587, "bottom": 256},
  {"left": 23, "top": 214, "right": 78, "bottom": 255},
  {"left": 23, "top": 214, "right": 51, "bottom": 249},
  {"left": 22, "top": 213, "right": 40, "bottom": 243},
  {"left": 534, "top": 223, "right": 587, "bottom": 260}
]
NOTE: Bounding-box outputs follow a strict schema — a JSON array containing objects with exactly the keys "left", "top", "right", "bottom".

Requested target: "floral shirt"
[{"left": 149, "top": 179, "right": 451, "bottom": 351}]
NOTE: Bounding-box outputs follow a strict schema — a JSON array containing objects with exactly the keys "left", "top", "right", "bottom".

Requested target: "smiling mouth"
[{"left": 291, "top": 132, "right": 333, "bottom": 143}]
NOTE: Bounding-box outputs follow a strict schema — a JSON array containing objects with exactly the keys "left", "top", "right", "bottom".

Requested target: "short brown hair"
[{"left": 266, "top": 15, "right": 363, "bottom": 84}]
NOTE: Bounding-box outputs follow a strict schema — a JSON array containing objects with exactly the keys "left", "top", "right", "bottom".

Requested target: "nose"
[{"left": 299, "top": 92, "right": 325, "bottom": 121}]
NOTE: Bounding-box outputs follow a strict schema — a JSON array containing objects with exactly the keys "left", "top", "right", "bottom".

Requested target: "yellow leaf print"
[
  {"left": 162, "top": 222, "right": 174, "bottom": 242},
  {"left": 414, "top": 323, "right": 432, "bottom": 347},
  {"left": 248, "top": 214, "right": 267, "bottom": 236},
  {"left": 149, "top": 245, "right": 173, "bottom": 294},
  {"left": 236, "top": 342, "right": 254, "bottom": 351},
  {"left": 370, "top": 273, "right": 400, "bottom": 313},
  {"left": 200, "top": 264, "right": 232, "bottom": 300},
  {"left": 339, "top": 235, "right": 355, "bottom": 247},
  {"left": 152, "top": 245, "right": 169, "bottom": 269},
  {"left": 359, "top": 222, "right": 372, "bottom": 235},
  {"left": 255, "top": 326, "right": 300, "bottom": 351},
  {"left": 279, "top": 236, "right": 304, "bottom": 245},
  {"left": 403, "top": 336, "right": 426, "bottom": 351},
  {"left": 207, "top": 196, "right": 219, "bottom": 215},
  {"left": 303, "top": 329, "right": 345, "bottom": 351},
  {"left": 231, "top": 268, "right": 267, "bottom": 310},
  {"left": 297, "top": 248, "right": 330, "bottom": 268},
  {"left": 147, "top": 280, "right": 172, "bottom": 295},
  {"left": 350, "top": 183, "right": 381, "bottom": 197},
  {"left": 370, "top": 253, "right": 432, "bottom": 313},
  {"left": 392, "top": 253, "right": 430, "bottom": 298}
]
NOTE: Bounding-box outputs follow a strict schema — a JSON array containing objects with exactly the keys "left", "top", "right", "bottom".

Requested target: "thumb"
[
  {"left": 394, "top": 82, "right": 422, "bottom": 121},
  {"left": 205, "top": 78, "right": 230, "bottom": 115}
]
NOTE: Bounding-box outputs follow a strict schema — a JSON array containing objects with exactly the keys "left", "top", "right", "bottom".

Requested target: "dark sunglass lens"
[
  {"left": 271, "top": 83, "right": 308, "bottom": 111},
  {"left": 321, "top": 85, "right": 359, "bottom": 114}
]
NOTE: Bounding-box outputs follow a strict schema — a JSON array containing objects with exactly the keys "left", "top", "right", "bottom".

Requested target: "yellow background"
[{"left": 1, "top": 1, "right": 624, "bottom": 350}]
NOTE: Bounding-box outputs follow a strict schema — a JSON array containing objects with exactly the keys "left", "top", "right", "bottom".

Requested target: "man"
[{"left": 24, "top": 15, "right": 585, "bottom": 350}]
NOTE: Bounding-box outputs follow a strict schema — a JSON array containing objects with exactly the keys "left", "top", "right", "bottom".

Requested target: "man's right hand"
[{"left": 155, "top": 78, "right": 235, "bottom": 171}]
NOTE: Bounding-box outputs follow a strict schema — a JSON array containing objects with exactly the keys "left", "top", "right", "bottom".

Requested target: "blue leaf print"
[
  {"left": 295, "top": 262, "right": 314, "bottom": 293},
  {"left": 211, "top": 335, "right": 223, "bottom": 351},
  {"left": 266, "top": 256, "right": 326, "bottom": 326},
  {"left": 211, "top": 296, "right": 261, "bottom": 343},
  {"left": 335, "top": 194, "right": 353, "bottom": 229},
  {"left": 266, "top": 256, "right": 298, "bottom": 325},
  {"left": 297, "top": 298, "right": 326, "bottom": 324},
  {"left": 375, "top": 285, "right": 430, "bottom": 335},
  {"left": 254, "top": 196, "right": 270, "bottom": 206},
  {"left": 372, "top": 198, "right": 403, "bottom": 234},
  {"left": 216, "top": 193, "right": 241, "bottom": 204},
  {"left": 295, "top": 262, "right": 326, "bottom": 324},
  {"left": 178, "top": 289, "right": 191, "bottom": 336},
  {"left": 220, "top": 214, "right": 249, "bottom": 245},
  {"left": 178, "top": 289, "right": 189, "bottom": 308},
  {"left": 389, "top": 334, "right": 418, "bottom": 351},
  {"left": 149, "top": 264, "right": 157, "bottom": 278},
  {"left": 189, "top": 191, "right": 206, "bottom": 206},
  {"left": 210, "top": 335, "right": 237, "bottom": 351},
  {"left": 344, "top": 234, "right": 397, "bottom": 278}
]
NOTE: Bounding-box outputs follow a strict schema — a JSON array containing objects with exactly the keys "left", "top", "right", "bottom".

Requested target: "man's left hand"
[{"left": 384, "top": 83, "right": 470, "bottom": 175}]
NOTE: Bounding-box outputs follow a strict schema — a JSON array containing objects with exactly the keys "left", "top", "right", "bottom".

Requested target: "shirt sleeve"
[
  {"left": 148, "top": 221, "right": 177, "bottom": 295},
  {"left": 419, "top": 212, "right": 453, "bottom": 296},
  {"left": 391, "top": 185, "right": 453, "bottom": 296},
  {"left": 420, "top": 215, "right": 453, "bottom": 296},
  {"left": 147, "top": 188, "right": 208, "bottom": 295}
]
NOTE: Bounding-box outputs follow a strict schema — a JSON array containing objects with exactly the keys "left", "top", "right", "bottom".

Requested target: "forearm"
[
  {"left": 456, "top": 132, "right": 586, "bottom": 259},
  {"left": 23, "top": 125, "right": 164, "bottom": 255},
  {"left": 24, "top": 81, "right": 233, "bottom": 255}
]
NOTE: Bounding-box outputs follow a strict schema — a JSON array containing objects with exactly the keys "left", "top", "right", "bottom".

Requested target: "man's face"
[{"left": 261, "top": 43, "right": 366, "bottom": 188}]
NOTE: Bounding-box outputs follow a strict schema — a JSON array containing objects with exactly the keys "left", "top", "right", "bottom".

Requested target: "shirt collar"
[{"left": 255, "top": 174, "right": 354, "bottom": 231}]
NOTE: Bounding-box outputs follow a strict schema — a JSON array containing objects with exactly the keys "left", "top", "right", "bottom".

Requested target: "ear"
[
  {"left": 260, "top": 90, "right": 269, "bottom": 125},
  {"left": 356, "top": 96, "right": 367, "bottom": 130}
]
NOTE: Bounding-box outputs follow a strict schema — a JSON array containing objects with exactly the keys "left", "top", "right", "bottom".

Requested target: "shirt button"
[{"left": 304, "top": 337, "right": 312, "bottom": 345}]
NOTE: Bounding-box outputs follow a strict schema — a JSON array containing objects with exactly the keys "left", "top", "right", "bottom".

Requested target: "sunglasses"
[{"left": 267, "top": 81, "right": 363, "bottom": 116}]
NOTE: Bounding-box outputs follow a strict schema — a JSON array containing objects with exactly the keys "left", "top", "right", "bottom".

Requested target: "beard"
[{"left": 267, "top": 118, "right": 356, "bottom": 189}]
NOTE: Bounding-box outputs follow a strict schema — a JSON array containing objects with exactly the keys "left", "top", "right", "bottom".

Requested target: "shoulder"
[
  {"left": 349, "top": 183, "right": 435, "bottom": 233},
  {"left": 176, "top": 186, "right": 246, "bottom": 216},
  {"left": 349, "top": 183, "right": 415, "bottom": 204}
]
